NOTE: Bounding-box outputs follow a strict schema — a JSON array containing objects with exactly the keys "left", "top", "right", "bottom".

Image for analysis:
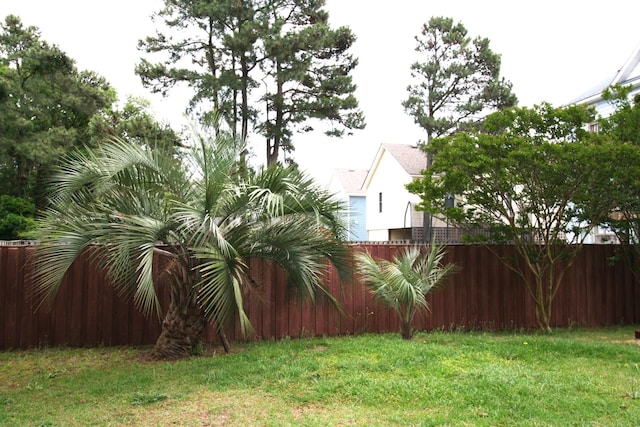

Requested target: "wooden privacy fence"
[{"left": 1, "top": 244, "right": 639, "bottom": 350}]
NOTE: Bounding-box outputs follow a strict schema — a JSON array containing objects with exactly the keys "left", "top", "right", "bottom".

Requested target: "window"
[
  {"left": 444, "top": 194, "right": 455, "bottom": 209},
  {"left": 588, "top": 122, "right": 599, "bottom": 133},
  {"left": 378, "top": 192, "right": 383, "bottom": 213}
]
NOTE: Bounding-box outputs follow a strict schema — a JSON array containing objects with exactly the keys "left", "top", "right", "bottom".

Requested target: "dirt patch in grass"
[
  {"left": 114, "top": 388, "right": 367, "bottom": 426},
  {"left": 129, "top": 344, "right": 246, "bottom": 363}
]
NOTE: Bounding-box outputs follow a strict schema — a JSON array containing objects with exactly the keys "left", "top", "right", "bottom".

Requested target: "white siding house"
[
  {"left": 570, "top": 43, "right": 640, "bottom": 243},
  {"left": 571, "top": 42, "right": 640, "bottom": 119},
  {"left": 327, "top": 168, "right": 368, "bottom": 241},
  {"left": 362, "top": 144, "right": 445, "bottom": 241}
]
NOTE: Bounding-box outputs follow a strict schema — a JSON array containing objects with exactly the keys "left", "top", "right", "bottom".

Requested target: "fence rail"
[{"left": 1, "top": 244, "right": 638, "bottom": 350}]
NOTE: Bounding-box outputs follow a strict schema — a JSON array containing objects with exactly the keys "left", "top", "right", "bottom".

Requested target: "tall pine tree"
[
  {"left": 137, "top": 0, "right": 364, "bottom": 165},
  {"left": 403, "top": 16, "right": 517, "bottom": 145}
]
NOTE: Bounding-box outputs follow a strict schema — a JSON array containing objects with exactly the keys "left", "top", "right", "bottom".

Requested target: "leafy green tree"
[
  {"left": 32, "top": 130, "right": 351, "bottom": 360},
  {"left": 356, "top": 241, "right": 456, "bottom": 340},
  {"left": 0, "top": 15, "right": 115, "bottom": 206},
  {"left": 0, "top": 195, "right": 36, "bottom": 239},
  {"left": 402, "top": 16, "right": 517, "bottom": 145},
  {"left": 136, "top": 0, "right": 364, "bottom": 166},
  {"left": 407, "top": 103, "right": 612, "bottom": 331},
  {"left": 599, "top": 84, "right": 640, "bottom": 145},
  {"left": 88, "top": 96, "right": 183, "bottom": 154},
  {"left": 258, "top": 1, "right": 365, "bottom": 165},
  {"left": 594, "top": 85, "right": 640, "bottom": 275}
]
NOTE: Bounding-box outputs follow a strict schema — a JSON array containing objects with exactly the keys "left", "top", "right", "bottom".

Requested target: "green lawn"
[{"left": 1, "top": 327, "right": 639, "bottom": 426}]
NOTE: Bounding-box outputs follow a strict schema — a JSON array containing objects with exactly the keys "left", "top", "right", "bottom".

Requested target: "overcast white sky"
[{"left": 2, "top": 0, "right": 640, "bottom": 181}]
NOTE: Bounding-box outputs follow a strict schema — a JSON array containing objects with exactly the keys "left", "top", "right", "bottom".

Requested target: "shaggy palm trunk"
[
  {"left": 150, "top": 257, "right": 205, "bottom": 360},
  {"left": 150, "top": 286, "right": 206, "bottom": 360},
  {"left": 150, "top": 255, "right": 232, "bottom": 359}
]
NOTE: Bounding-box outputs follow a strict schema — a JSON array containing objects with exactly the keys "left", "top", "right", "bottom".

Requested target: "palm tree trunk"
[
  {"left": 150, "top": 266, "right": 206, "bottom": 360},
  {"left": 400, "top": 321, "right": 414, "bottom": 340},
  {"left": 150, "top": 290, "right": 205, "bottom": 360},
  {"left": 400, "top": 307, "right": 414, "bottom": 340},
  {"left": 218, "top": 326, "right": 231, "bottom": 353}
]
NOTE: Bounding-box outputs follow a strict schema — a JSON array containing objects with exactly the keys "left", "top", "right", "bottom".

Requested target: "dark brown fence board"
[
  {"left": 4, "top": 248, "right": 19, "bottom": 349},
  {"left": 314, "top": 286, "right": 328, "bottom": 337},
  {"left": 451, "top": 247, "right": 466, "bottom": 328},
  {"left": 0, "top": 247, "right": 6, "bottom": 349},
  {"left": 289, "top": 297, "right": 301, "bottom": 339},
  {"left": 85, "top": 258, "right": 99, "bottom": 346},
  {"left": 1, "top": 244, "right": 638, "bottom": 350},
  {"left": 326, "top": 258, "right": 342, "bottom": 336},
  {"left": 260, "top": 260, "right": 274, "bottom": 340},
  {"left": 274, "top": 265, "right": 287, "bottom": 338}
]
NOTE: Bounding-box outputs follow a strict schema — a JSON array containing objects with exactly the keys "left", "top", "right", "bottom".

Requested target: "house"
[
  {"left": 327, "top": 168, "right": 368, "bottom": 241},
  {"left": 361, "top": 143, "right": 450, "bottom": 241},
  {"left": 571, "top": 42, "right": 640, "bottom": 126},
  {"left": 570, "top": 43, "right": 640, "bottom": 243}
]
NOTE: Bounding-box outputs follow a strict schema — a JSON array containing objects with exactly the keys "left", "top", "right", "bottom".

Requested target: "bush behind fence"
[{"left": 1, "top": 244, "right": 638, "bottom": 350}]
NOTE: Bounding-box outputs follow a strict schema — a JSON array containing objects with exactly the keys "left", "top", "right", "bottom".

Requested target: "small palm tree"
[
  {"left": 356, "top": 242, "right": 457, "bottom": 340},
  {"left": 32, "top": 131, "right": 351, "bottom": 359}
]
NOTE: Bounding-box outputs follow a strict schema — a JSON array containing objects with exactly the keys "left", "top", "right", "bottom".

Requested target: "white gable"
[
  {"left": 572, "top": 42, "right": 640, "bottom": 112},
  {"left": 364, "top": 144, "right": 425, "bottom": 239}
]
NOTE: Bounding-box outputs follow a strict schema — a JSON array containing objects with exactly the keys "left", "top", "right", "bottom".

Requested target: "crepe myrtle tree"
[
  {"left": 32, "top": 130, "right": 352, "bottom": 360},
  {"left": 594, "top": 84, "right": 640, "bottom": 275},
  {"left": 407, "top": 103, "right": 613, "bottom": 331}
]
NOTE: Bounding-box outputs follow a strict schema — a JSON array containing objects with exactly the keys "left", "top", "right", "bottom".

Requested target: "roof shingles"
[{"left": 382, "top": 144, "right": 427, "bottom": 176}]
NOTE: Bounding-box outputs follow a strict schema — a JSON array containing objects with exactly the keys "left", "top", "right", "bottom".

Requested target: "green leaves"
[
  {"left": 356, "top": 242, "right": 456, "bottom": 339},
  {"left": 137, "top": 0, "right": 364, "bottom": 165},
  {"left": 403, "top": 16, "right": 517, "bottom": 140},
  {"left": 0, "top": 195, "right": 36, "bottom": 239},
  {"left": 0, "top": 15, "right": 115, "bottom": 206},
  {"left": 408, "top": 103, "right": 614, "bottom": 330},
  {"left": 33, "top": 130, "right": 351, "bottom": 350},
  {"left": 413, "top": 104, "right": 605, "bottom": 244}
]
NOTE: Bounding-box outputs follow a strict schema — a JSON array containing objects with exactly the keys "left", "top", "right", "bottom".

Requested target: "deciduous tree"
[
  {"left": 593, "top": 85, "right": 640, "bottom": 273},
  {"left": 407, "top": 103, "right": 611, "bottom": 331},
  {"left": 0, "top": 15, "right": 115, "bottom": 206}
]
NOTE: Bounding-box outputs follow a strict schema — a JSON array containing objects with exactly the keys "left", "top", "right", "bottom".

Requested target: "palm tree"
[
  {"left": 356, "top": 243, "right": 456, "bottom": 340},
  {"left": 32, "top": 131, "right": 352, "bottom": 360}
]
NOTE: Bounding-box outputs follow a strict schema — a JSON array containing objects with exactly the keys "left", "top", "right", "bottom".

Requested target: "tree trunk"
[
  {"left": 150, "top": 284, "right": 206, "bottom": 360},
  {"left": 534, "top": 284, "right": 553, "bottom": 333},
  {"left": 151, "top": 258, "right": 206, "bottom": 360},
  {"left": 400, "top": 321, "right": 414, "bottom": 340},
  {"left": 400, "top": 307, "right": 414, "bottom": 340},
  {"left": 267, "top": 58, "right": 284, "bottom": 166}
]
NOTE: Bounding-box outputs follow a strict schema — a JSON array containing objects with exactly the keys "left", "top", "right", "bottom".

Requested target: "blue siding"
[{"left": 348, "top": 195, "right": 367, "bottom": 241}]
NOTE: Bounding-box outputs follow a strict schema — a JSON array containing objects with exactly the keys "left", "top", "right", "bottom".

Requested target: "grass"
[{"left": 1, "top": 326, "right": 639, "bottom": 426}]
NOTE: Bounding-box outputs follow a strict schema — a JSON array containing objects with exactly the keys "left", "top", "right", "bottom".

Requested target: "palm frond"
[
  {"left": 31, "top": 221, "right": 98, "bottom": 310},
  {"left": 195, "top": 244, "right": 253, "bottom": 337},
  {"left": 33, "top": 129, "right": 352, "bottom": 352},
  {"left": 357, "top": 243, "right": 457, "bottom": 318},
  {"left": 248, "top": 216, "right": 341, "bottom": 302}
]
